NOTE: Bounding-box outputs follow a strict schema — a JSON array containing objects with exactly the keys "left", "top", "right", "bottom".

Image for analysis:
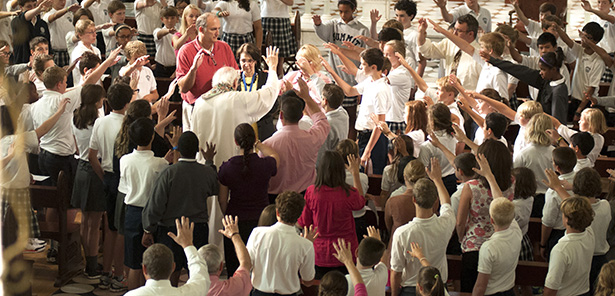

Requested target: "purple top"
[{"left": 218, "top": 154, "right": 277, "bottom": 220}]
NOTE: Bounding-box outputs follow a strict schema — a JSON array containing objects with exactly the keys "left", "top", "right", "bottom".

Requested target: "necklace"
[{"left": 242, "top": 72, "right": 257, "bottom": 92}]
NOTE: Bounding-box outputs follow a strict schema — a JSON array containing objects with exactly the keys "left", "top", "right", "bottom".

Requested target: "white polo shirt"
[
  {"left": 513, "top": 197, "right": 534, "bottom": 235},
  {"left": 89, "top": 112, "right": 124, "bottom": 173},
  {"left": 513, "top": 143, "right": 555, "bottom": 194},
  {"left": 419, "top": 130, "right": 458, "bottom": 177},
  {"left": 1, "top": 131, "right": 39, "bottom": 188},
  {"left": 542, "top": 171, "right": 575, "bottom": 230},
  {"left": 119, "top": 150, "right": 169, "bottom": 207},
  {"left": 386, "top": 66, "right": 413, "bottom": 123},
  {"left": 43, "top": 8, "right": 73, "bottom": 50},
  {"left": 450, "top": 4, "right": 492, "bottom": 32},
  {"left": 569, "top": 43, "right": 605, "bottom": 100},
  {"left": 71, "top": 42, "right": 102, "bottom": 86},
  {"left": 354, "top": 77, "right": 391, "bottom": 131},
  {"left": 153, "top": 27, "right": 176, "bottom": 67},
  {"left": 246, "top": 222, "right": 315, "bottom": 294},
  {"left": 119, "top": 66, "right": 157, "bottom": 101},
  {"left": 403, "top": 28, "right": 419, "bottom": 70},
  {"left": 88, "top": 0, "right": 111, "bottom": 27},
  {"left": 345, "top": 262, "right": 387, "bottom": 296},
  {"left": 591, "top": 200, "right": 612, "bottom": 255},
  {"left": 215, "top": 0, "right": 261, "bottom": 35},
  {"left": 31, "top": 86, "right": 83, "bottom": 156},
  {"left": 390, "top": 203, "right": 456, "bottom": 287},
  {"left": 473, "top": 51, "right": 509, "bottom": 101},
  {"left": 545, "top": 227, "right": 595, "bottom": 296},
  {"left": 557, "top": 125, "right": 604, "bottom": 166},
  {"left": 573, "top": 158, "right": 592, "bottom": 172},
  {"left": 478, "top": 220, "right": 522, "bottom": 295},
  {"left": 591, "top": 14, "right": 615, "bottom": 53},
  {"left": 72, "top": 125, "right": 94, "bottom": 161},
  {"left": 134, "top": 0, "right": 162, "bottom": 35}
]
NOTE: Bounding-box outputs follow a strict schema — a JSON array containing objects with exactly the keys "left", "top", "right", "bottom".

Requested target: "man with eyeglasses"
[
  {"left": 418, "top": 14, "right": 482, "bottom": 92},
  {"left": 176, "top": 12, "right": 238, "bottom": 131},
  {"left": 11, "top": 0, "right": 52, "bottom": 64}
]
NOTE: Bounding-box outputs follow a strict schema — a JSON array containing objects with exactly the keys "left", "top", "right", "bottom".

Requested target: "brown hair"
[
  {"left": 142, "top": 244, "right": 174, "bottom": 280},
  {"left": 404, "top": 159, "right": 426, "bottom": 184},
  {"left": 336, "top": 139, "right": 359, "bottom": 164},
  {"left": 318, "top": 271, "right": 348, "bottom": 296},
  {"left": 429, "top": 103, "right": 454, "bottom": 135},
  {"left": 73, "top": 8, "right": 94, "bottom": 26},
  {"left": 573, "top": 168, "right": 602, "bottom": 198},
  {"left": 258, "top": 204, "right": 277, "bottom": 226},
  {"left": 357, "top": 237, "right": 385, "bottom": 266},
  {"left": 124, "top": 40, "right": 147, "bottom": 60},
  {"left": 115, "top": 100, "right": 151, "bottom": 158},
  {"left": 234, "top": 123, "right": 256, "bottom": 177},
  {"left": 75, "top": 19, "right": 95, "bottom": 35},
  {"left": 236, "top": 43, "right": 262, "bottom": 72},
  {"left": 383, "top": 19, "right": 404, "bottom": 32},
  {"left": 404, "top": 100, "right": 428, "bottom": 138},
  {"left": 495, "top": 24, "right": 519, "bottom": 44},
  {"left": 74, "top": 84, "right": 105, "bottom": 129},
  {"left": 275, "top": 191, "right": 305, "bottom": 224},
  {"left": 477, "top": 139, "right": 512, "bottom": 192},
  {"left": 33, "top": 54, "right": 54, "bottom": 77},
  {"left": 42, "top": 66, "right": 67, "bottom": 89},
  {"left": 560, "top": 196, "right": 594, "bottom": 232},
  {"left": 479, "top": 32, "right": 506, "bottom": 57},
  {"left": 108, "top": 0, "right": 126, "bottom": 15},
  {"left": 511, "top": 167, "right": 536, "bottom": 200},
  {"left": 552, "top": 147, "right": 576, "bottom": 174},
  {"left": 417, "top": 266, "right": 446, "bottom": 296},
  {"left": 595, "top": 260, "right": 615, "bottom": 296},
  {"left": 315, "top": 151, "right": 353, "bottom": 196},
  {"left": 413, "top": 178, "right": 438, "bottom": 209},
  {"left": 436, "top": 76, "right": 459, "bottom": 97}
]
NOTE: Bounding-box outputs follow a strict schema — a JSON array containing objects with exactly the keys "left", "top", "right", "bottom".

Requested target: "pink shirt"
[
  {"left": 176, "top": 39, "right": 238, "bottom": 105},
  {"left": 208, "top": 267, "right": 252, "bottom": 296},
  {"left": 173, "top": 32, "right": 193, "bottom": 56},
  {"left": 263, "top": 111, "right": 330, "bottom": 194},
  {"left": 298, "top": 185, "right": 365, "bottom": 267}
]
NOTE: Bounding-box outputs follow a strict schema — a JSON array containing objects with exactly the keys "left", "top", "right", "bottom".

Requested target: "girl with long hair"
[
  {"left": 213, "top": 0, "right": 263, "bottom": 54},
  {"left": 218, "top": 122, "right": 279, "bottom": 275},
  {"left": 298, "top": 150, "right": 365, "bottom": 279},
  {"left": 172, "top": 4, "right": 199, "bottom": 53}
]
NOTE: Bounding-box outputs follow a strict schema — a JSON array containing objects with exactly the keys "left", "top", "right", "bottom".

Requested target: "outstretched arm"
[
  {"left": 434, "top": 0, "right": 454, "bottom": 23},
  {"left": 554, "top": 25, "right": 575, "bottom": 49},
  {"left": 486, "top": 55, "right": 545, "bottom": 89},
  {"left": 581, "top": 0, "right": 615, "bottom": 23},
  {"left": 396, "top": 52, "right": 428, "bottom": 92},
  {"left": 320, "top": 57, "right": 360, "bottom": 97},
  {"left": 324, "top": 43, "right": 359, "bottom": 76},
  {"left": 511, "top": 0, "right": 530, "bottom": 26},
  {"left": 428, "top": 18, "right": 475, "bottom": 56}
]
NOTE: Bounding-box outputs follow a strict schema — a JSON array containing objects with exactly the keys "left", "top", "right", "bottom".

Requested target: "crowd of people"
[{"left": 1, "top": 0, "right": 615, "bottom": 295}]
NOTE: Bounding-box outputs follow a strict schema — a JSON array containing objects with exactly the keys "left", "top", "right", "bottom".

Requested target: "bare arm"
[
  {"left": 178, "top": 51, "right": 203, "bottom": 93},
  {"left": 325, "top": 43, "right": 359, "bottom": 76},
  {"left": 511, "top": 0, "right": 530, "bottom": 26},
  {"left": 428, "top": 18, "right": 475, "bottom": 56},
  {"left": 581, "top": 0, "right": 615, "bottom": 23},
  {"left": 218, "top": 184, "right": 229, "bottom": 213},
  {"left": 25, "top": 0, "right": 49, "bottom": 21},
  {"left": 474, "top": 92, "right": 516, "bottom": 121},
  {"left": 256, "top": 141, "right": 280, "bottom": 169},
  {"left": 172, "top": 24, "right": 196, "bottom": 50},
  {"left": 582, "top": 34, "right": 614, "bottom": 67},
  {"left": 320, "top": 56, "right": 360, "bottom": 96},
  {"left": 0, "top": 11, "right": 17, "bottom": 19},
  {"left": 426, "top": 157, "right": 452, "bottom": 205},
  {"left": 218, "top": 216, "right": 252, "bottom": 271},
  {"left": 554, "top": 25, "right": 574, "bottom": 49},
  {"left": 280, "top": 0, "right": 293, "bottom": 5},
  {"left": 472, "top": 273, "right": 491, "bottom": 296},
  {"left": 88, "top": 149, "right": 104, "bottom": 180},
  {"left": 46, "top": 3, "right": 79, "bottom": 23},
  {"left": 347, "top": 155, "right": 364, "bottom": 197},
  {"left": 391, "top": 271, "right": 403, "bottom": 296},
  {"left": 456, "top": 184, "right": 472, "bottom": 239},
  {"left": 434, "top": 0, "right": 454, "bottom": 23},
  {"left": 369, "top": 9, "right": 381, "bottom": 40},
  {"left": 397, "top": 52, "right": 428, "bottom": 92},
  {"left": 253, "top": 20, "right": 263, "bottom": 50}
]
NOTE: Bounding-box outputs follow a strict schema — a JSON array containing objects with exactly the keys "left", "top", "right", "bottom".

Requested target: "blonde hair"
[
  {"left": 124, "top": 40, "right": 147, "bottom": 60},
  {"left": 489, "top": 197, "right": 515, "bottom": 227},
  {"left": 296, "top": 44, "right": 323, "bottom": 72},
  {"left": 179, "top": 4, "right": 200, "bottom": 35},
  {"left": 385, "top": 40, "right": 406, "bottom": 59},
  {"left": 383, "top": 19, "right": 404, "bottom": 32},
  {"left": 75, "top": 19, "right": 95, "bottom": 35},
  {"left": 404, "top": 159, "right": 426, "bottom": 184},
  {"left": 436, "top": 76, "right": 459, "bottom": 97},
  {"left": 517, "top": 101, "right": 543, "bottom": 121},
  {"left": 582, "top": 108, "right": 608, "bottom": 134},
  {"left": 560, "top": 196, "right": 594, "bottom": 232},
  {"left": 595, "top": 260, "right": 615, "bottom": 296},
  {"left": 525, "top": 113, "right": 553, "bottom": 146},
  {"left": 479, "top": 32, "right": 506, "bottom": 57}
]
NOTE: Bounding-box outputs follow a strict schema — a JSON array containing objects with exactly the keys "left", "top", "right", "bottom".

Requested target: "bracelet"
[
  {"left": 216, "top": 11, "right": 220, "bottom": 17},
  {"left": 557, "top": 137, "right": 563, "bottom": 144},
  {"left": 419, "top": 257, "right": 427, "bottom": 262},
  {"left": 173, "top": 146, "right": 178, "bottom": 150},
  {"left": 231, "top": 232, "right": 240, "bottom": 237}
]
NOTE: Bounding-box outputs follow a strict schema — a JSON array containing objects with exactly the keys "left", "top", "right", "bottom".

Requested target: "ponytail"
[
  {"left": 234, "top": 123, "right": 256, "bottom": 176},
  {"left": 417, "top": 266, "right": 445, "bottom": 296}
]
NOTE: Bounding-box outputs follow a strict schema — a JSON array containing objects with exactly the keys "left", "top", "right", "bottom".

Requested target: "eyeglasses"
[
  {"left": 453, "top": 27, "right": 469, "bottom": 33},
  {"left": 240, "top": 58, "right": 255, "bottom": 64},
  {"left": 0, "top": 51, "right": 12, "bottom": 57}
]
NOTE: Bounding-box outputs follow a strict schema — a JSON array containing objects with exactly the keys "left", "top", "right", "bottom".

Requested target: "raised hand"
[
  {"left": 341, "top": 40, "right": 359, "bottom": 52},
  {"left": 263, "top": 46, "right": 279, "bottom": 71},
  {"left": 417, "top": 18, "right": 428, "bottom": 33},
  {"left": 370, "top": 9, "right": 382, "bottom": 23},
  {"left": 345, "top": 154, "right": 361, "bottom": 174},
  {"left": 324, "top": 42, "right": 342, "bottom": 56},
  {"left": 452, "top": 124, "right": 469, "bottom": 143},
  {"left": 396, "top": 52, "right": 410, "bottom": 69},
  {"left": 426, "top": 157, "right": 442, "bottom": 181},
  {"left": 294, "top": 76, "right": 311, "bottom": 101},
  {"left": 68, "top": 3, "right": 80, "bottom": 12},
  {"left": 192, "top": 50, "right": 205, "bottom": 70},
  {"left": 320, "top": 56, "right": 335, "bottom": 73},
  {"left": 433, "top": 0, "right": 446, "bottom": 8},
  {"left": 218, "top": 10, "right": 230, "bottom": 17},
  {"left": 581, "top": 0, "right": 592, "bottom": 11},
  {"left": 545, "top": 128, "right": 561, "bottom": 145},
  {"left": 407, "top": 242, "right": 425, "bottom": 260},
  {"left": 157, "top": 95, "right": 170, "bottom": 118},
  {"left": 473, "top": 153, "right": 493, "bottom": 178},
  {"left": 542, "top": 168, "right": 563, "bottom": 190},
  {"left": 363, "top": 226, "right": 381, "bottom": 241},
  {"left": 302, "top": 225, "right": 319, "bottom": 242},
  {"left": 186, "top": 24, "right": 197, "bottom": 36},
  {"left": 428, "top": 131, "right": 443, "bottom": 148},
  {"left": 312, "top": 14, "right": 322, "bottom": 26},
  {"left": 167, "top": 216, "right": 194, "bottom": 249},
  {"left": 218, "top": 215, "right": 240, "bottom": 239},
  {"left": 57, "top": 97, "right": 70, "bottom": 114},
  {"left": 607, "top": 169, "right": 615, "bottom": 182},
  {"left": 332, "top": 238, "right": 353, "bottom": 265},
  {"left": 281, "top": 79, "right": 294, "bottom": 93},
  {"left": 427, "top": 18, "right": 446, "bottom": 34},
  {"left": 201, "top": 142, "right": 217, "bottom": 162},
  {"left": 165, "top": 125, "right": 182, "bottom": 148}
]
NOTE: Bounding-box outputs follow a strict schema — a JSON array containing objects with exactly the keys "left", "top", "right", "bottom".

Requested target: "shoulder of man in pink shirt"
[{"left": 208, "top": 266, "right": 252, "bottom": 296}]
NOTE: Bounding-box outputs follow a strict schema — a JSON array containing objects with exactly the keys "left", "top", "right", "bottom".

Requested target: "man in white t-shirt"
[
  {"left": 473, "top": 198, "right": 522, "bottom": 295},
  {"left": 435, "top": 0, "right": 491, "bottom": 33}
]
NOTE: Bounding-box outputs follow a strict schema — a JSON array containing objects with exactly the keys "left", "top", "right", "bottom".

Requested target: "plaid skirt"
[
  {"left": 137, "top": 34, "right": 156, "bottom": 57},
  {"left": 262, "top": 17, "right": 297, "bottom": 58},
  {"left": 221, "top": 32, "right": 255, "bottom": 57},
  {"left": 53, "top": 49, "right": 70, "bottom": 67},
  {"left": 387, "top": 121, "right": 407, "bottom": 150},
  {"left": 518, "top": 232, "right": 534, "bottom": 261},
  {"left": 343, "top": 95, "right": 359, "bottom": 108},
  {"left": 600, "top": 52, "right": 615, "bottom": 83},
  {"left": 1, "top": 188, "right": 40, "bottom": 238}
]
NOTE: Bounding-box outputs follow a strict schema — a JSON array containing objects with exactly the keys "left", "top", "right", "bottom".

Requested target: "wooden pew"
[
  {"left": 594, "top": 157, "right": 615, "bottom": 178},
  {"left": 30, "top": 171, "right": 83, "bottom": 287},
  {"left": 447, "top": 255, "right": 549, "bottom": 286}
]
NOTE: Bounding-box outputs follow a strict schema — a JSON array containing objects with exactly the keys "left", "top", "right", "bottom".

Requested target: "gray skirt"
[
  {"left": 71, "top": 160, "right": 105, "bottom": 212},
  {"left": 114, "top": 192, "right": 126, "bottom": 235}
]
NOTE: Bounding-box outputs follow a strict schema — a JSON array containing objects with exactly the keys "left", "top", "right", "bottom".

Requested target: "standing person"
[
  {"left": 70, "top": 85, "right": 106, "bottom": 278},
  {"left": 153, "top": 6, "right": 180, "bottom": 78},
  {"left": 172, "top": 4, "right": 199, "bottom": 53},
  {"left": 283, "top": 44, "right": 333, "bottom": 104},
  {"left": 11, "top": 0, "right": 52, "bottom": 64},
  {"left": 43, "top": 0, "right": 80, "bottom": 67},
  {"left": 394, "top": 0, "right": 424, "bottom": 76},
  {"left": 235, "top": 43, "right": 277, "bottom": 141},
  {"left": 297, "top": 151, "right": 365, "bottom": 279},
  {"left": 260, "top": 0, "right": 297, "bottom": 74},
  {"left": 134, "top": 0, "right": 164, "bottom": 57},
  {"left": 176, "top": 12, "right": 238, "bottom": 131},
  {"left": 218, "top": 123, "right": 279, "bottom": 276},
  {"left": 142, "top": 131, "right": 219, "bottom": 287},
  {"left": 313, "top": 0, "right": 369, "bottom": 140},
  {"left": 435, "top": 0, "right": 491, "bottom": 33},
  {"left": 457, "top": 140, "right": 515, "bottom": 293},
  {"left": 263, "top": 78, "right": 330, "bottom": 200},
  {"left": 82, "top": 0, "right": 111, "bottom": 57},
  {"left": 190, "top": 46, "right": 280, "bottom": 167},
  {"left": 70, "top": 19, "right": 101, "bottom": 86},
  {"left": 213, "top": 0, "right": 262, "bottom": 55}
]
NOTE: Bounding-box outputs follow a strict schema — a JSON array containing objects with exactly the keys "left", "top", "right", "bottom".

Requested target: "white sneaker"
[
  {"left": 30, "top": 238, "right": 47, "bottom": 246},
  {"left": 25, "top": 240, "right": 45, "bottom": 253}
]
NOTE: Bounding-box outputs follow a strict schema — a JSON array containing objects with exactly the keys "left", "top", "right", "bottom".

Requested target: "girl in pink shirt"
[
  {"left": 298, "top": 151, "right": 365, "bottom": 279},
  {"left": 172, "top": 4, "right": 199, "bottom": 54}
]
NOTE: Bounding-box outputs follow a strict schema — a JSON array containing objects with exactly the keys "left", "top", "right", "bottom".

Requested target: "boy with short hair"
[
  {"left": 316, "top": 83, "right": 349, "bottom": 166},
  {"left": 119, "top": 40, "right": 158, "bottom": 103},
  {"left": 513, "top": 0, "right": 557, "bottom": 37},
  {"left": 89, "top": 82, "right": 133, "bottom": 291},
  {"left": 346, "top": 232, "right": 387, "bottom": 296},
  {"left": 570, "top": 132, "right": 595, "bottom": 172},
  {"left": 581, "top": 0, "right": 615, "bottom": 83},
  {"left": 557, "top": 22, "right": 606, "bottom": 121},
  {"left": 120, "top": 117, "right": 170, "bottom": 290},
  {"left": 71, "top": 19, "right": 102, "bottom": 85},
  {"left": 102, "top": 0, "right": 128, "bottom": 58},
  {"left": 11, "top": 0, "right": 51, "bottom": 64},
  {"left": 153, "top": 6, "right": 179, "bottom": 78},
  {"left": 390, "top": 161, "right": 455, "bottom": 296},
  {"left": 394, "top": 0, "right": 423, "bottom": 74},
  {"left": 540, "top": 147, "right": 577, "bottom": 259},
  {"left": 43, "top": 0, "right": 80, "bottom": 67},
  {"left": 134, "top": 0, "right": 164, "bottom": 57},
  {"left": 473, "top": 198, "right": 522, "bottom": 296},
  {"left": 82, "top": 0, "right": 112, "bottom": 55},
  {"left": 246, "top": 191, "right": 317, "bottom": 295},
  {"left": 322, "top": 48, "right": 391, "bottom": 174}
]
